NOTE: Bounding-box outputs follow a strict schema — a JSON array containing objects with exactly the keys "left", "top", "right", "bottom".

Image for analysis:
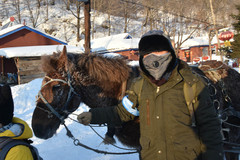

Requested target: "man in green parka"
[{"left": 77, "top": 30, "right": 224, "bottom": 160}]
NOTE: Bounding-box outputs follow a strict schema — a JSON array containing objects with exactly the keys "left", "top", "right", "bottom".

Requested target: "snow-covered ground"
[{"left": 11, "top": 78, "right": 139, "bottom": 160}]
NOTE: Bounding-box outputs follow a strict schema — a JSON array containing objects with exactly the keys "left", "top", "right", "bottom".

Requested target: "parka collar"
[
  {"left": 0, "top": 117, "right": 33, "bottom": 140},
  {"left": 178, "top": 61, "right": 200, "bottom": 86}
]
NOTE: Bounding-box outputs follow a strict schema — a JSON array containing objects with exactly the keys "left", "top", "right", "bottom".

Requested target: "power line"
[{"left": 120, "top": 0, "right": 224, "bottom": 27}]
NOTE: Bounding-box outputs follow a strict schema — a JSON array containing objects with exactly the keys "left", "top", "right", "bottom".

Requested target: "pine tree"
[{"left": 230, "top": 5, "right": 240, "bottom": 59}]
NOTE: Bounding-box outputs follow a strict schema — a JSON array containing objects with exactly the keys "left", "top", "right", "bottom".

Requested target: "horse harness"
[
  {"left": 200, "top": 65, "right": 240, "bottom": 122},
  {"left": 36, "top": 72, "right": 139, "bottom": 155},
  {"left": 37, "top": 72, "right": 81, "bottom": 124},
  {"left": 200, "top": 65, "right": 240, "bottom": 153}
]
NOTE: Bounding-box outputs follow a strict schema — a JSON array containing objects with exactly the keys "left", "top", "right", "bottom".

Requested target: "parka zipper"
[
  {"left": 146, "top": 99, "right": 150, "bottom": 125},
  {"left": 156, "top": 87, "right": 160, "bottom": 93}
]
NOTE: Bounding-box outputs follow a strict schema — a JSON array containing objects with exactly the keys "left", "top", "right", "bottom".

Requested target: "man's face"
[{"left": 142, "top": 50, "right": 172, "bottom": 80}]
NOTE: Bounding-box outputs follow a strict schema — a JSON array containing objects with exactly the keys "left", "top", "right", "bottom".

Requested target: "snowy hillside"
[{"left": 1, "top": 2, "right": 144, "bottom": 47}]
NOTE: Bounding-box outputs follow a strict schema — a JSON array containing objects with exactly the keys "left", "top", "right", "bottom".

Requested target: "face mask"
[{"left": 143, "top": 52, "right": 172, "bottom": 80}]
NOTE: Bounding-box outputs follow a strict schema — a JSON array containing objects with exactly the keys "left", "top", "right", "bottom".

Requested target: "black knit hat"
[
  {"left": 138, "top": 30, "right": 175, "bottom": 56},
  {"left": 0, "top": 84, "right": 14, "bottom": 126}
]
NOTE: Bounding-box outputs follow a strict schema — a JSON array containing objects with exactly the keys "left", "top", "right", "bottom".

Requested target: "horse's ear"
[{"left": 59, "top": 46, "right": 69, "bottom": 71}]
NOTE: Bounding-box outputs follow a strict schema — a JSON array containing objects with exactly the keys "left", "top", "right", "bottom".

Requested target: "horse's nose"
[{"left": 32, "top": 123, "right": 55, "bottom": 139}]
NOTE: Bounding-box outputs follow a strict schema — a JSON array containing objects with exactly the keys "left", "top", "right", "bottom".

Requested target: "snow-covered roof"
[
  {"left": 180, "top": 35, "right": 234, "bottom": 50},
  {"left": 80, "top": 33, "right": 139, "bottom": 53},
  {"left": 180, "top": 37, "right": 210, "bottom": 49},
  {"left": 0, "top": 45, "right": 83, "bottom": 58},
  {"left": 0, "top": 24, "right": 67, "bottom": 45}
]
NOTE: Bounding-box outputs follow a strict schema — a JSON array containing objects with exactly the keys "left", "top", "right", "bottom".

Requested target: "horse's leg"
[
  {"left": 103, "top": 124, "right": 116, "bottom": 144},
  {"left": 106, "top": 124, "right": 115, "bottom": 137}
]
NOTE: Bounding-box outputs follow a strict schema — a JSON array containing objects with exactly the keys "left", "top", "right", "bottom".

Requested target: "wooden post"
[
  {"left": 92, "top": 0, "right": 95, "bottom": 39},
  {"left": 84, "top": 0, "right": 91, "bottom": 54},
  {"left": 15, "top": 58, "right": 21, "bottom": 85},
  {"left": 1, "top": 56, "right": 4, "bottom": 76}
]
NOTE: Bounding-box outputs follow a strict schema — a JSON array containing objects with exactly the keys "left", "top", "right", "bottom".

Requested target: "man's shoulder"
[{"left": 178, "top": 60, "right": 203, "bottom": 86}]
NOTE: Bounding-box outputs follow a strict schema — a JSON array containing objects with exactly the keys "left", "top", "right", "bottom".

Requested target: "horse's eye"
[{"left": 53, "top": 84, "right": 61, "bottom": 89}]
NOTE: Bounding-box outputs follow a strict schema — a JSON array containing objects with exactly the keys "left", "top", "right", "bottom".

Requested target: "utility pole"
[
  {"left": 209, "top": 0, "right": 222, "bottom": 61},
  {"left": 208, "top": 28, "right": 215, "bottom": 60},
  {"left": 84, "top": 0, "right": 91, "bottom": 54},
  {"left": 78, "top": 0, "right": 91, "bottom": 54}
]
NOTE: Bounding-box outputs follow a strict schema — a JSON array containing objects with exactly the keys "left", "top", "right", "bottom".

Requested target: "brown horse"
[
  {"left": 32, "top": 46, "right": 240, "bottom": 159},
  {"left": 32, "top": 46, "right": 141, "bottom": 148}
]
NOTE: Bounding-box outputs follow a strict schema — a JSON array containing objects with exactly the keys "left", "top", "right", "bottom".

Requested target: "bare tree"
[
  {"left": 25, "top": 0, "right": 40, "bottom": 27},
  {"left": 106, "top": 0, "right": 117, "bottom": 36},
  {"left": 62, "top": 0, "right": 83, "bottom": 42},
  {"left": 45, "top": 0, "right": 49, "bottom": 21},
  {"left": 12, "top": 0, "right": 21, "bottom": 23},
  {"left": 0, "top": 0, "right": 10, "bottom": 24},
  {"left": 36, "top": 0, "right": 41, "bottom": 8},
  {"left": 95, "top": 0, "right": 120, "bottom": 36},
  {"left": 50, "top": 0, "right": 55, "bottom": 5},
  {"left": 119, "top": 0, "right": 139, "bottom": 33},
  {"left": 66, "top": 0, "right": 71, "bottom": 10}
]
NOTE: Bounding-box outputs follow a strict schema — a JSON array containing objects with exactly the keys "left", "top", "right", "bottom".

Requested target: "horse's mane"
[
  {"left": 74, "top": 53, "right": 129, "bottom": 84},
  {"left": 41, "top": 52, "right": 130, "bottom": 94}
]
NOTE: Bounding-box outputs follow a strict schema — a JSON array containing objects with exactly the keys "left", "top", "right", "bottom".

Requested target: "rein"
[
  {"left": 63, "top": 123, "right": 139, "bottom": 155},
  {"left": 37, "top": 72, "right": 139, "bottom": 156},
  {"left": 67, "top": 114, "right": 138, "bottom": 151}
]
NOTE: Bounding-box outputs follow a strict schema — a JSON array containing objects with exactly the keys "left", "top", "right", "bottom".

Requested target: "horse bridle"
[
  {"left": 37, "top": 72, "right": 81, "bottom": 124},
  {"left": 36, "top": 72, "right": 139, "bottom": 155}
]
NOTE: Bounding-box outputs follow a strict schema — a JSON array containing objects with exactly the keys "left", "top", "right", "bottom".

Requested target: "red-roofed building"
[
  {"left": 0, "top": 24, "right": 68, "bottom": 84},
  {"left": 0, "top": 24, "right": 67, "bottom": 48}
]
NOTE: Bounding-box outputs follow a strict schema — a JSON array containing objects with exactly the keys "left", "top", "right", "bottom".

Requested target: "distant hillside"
[{"left": 1, "top": 0, "right": 239, "bottom": 47}]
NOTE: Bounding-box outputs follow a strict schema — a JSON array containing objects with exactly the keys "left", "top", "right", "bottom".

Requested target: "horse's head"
[
  {"left": 32, "top": 46, "right": 81, "bottom": 139},
  {"left": 32, "top": 46, "right": 133, "bottom": 140}
]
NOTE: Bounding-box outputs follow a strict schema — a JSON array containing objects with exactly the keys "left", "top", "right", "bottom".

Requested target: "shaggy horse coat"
[{"left": 32, "top": 47, "right": 140, "bottom": 147}]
